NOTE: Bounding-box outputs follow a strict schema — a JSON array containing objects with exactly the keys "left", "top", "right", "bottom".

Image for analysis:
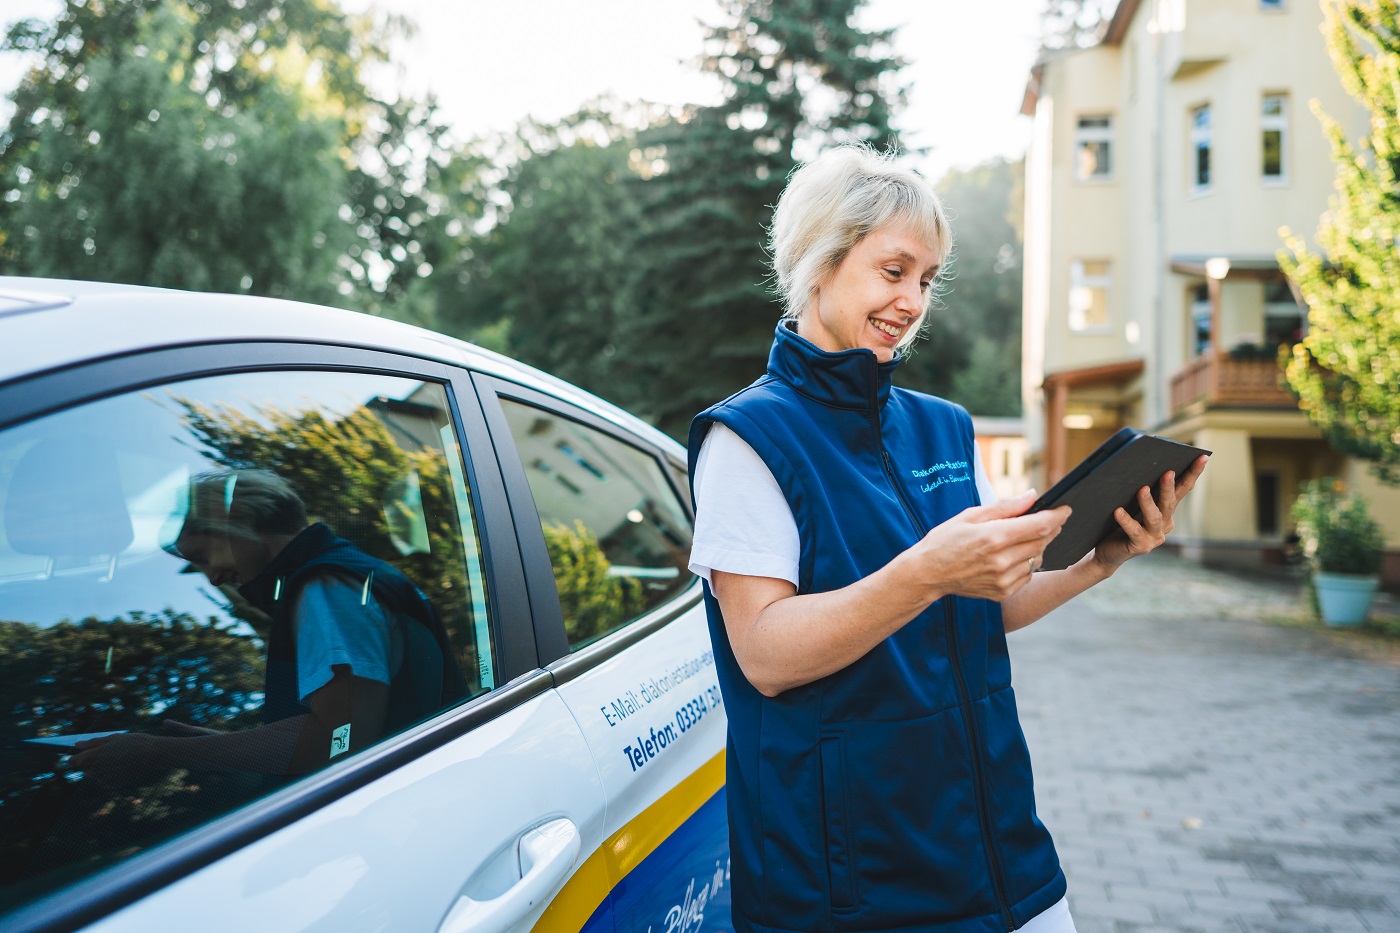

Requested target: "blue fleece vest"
[
  {"left": 241, "top": 523, "right": 466, "bottom": 733},
  {"left": 689, "top": 324, "right": 1065, "bottom": 933}
]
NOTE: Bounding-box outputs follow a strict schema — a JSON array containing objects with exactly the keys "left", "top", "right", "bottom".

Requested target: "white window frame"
[
  {"left": 1190, "top": 104, "right": 1213, "bottom": 194},
  {"left": 1069, "top": 260, "right": 1113, "bottom": 333},
  {"left": 1074, "top": 115, "right": 1114, "bottom": 182},
  {"left": 1261, "top": 93, "right": 1288, "bottom": 184}
]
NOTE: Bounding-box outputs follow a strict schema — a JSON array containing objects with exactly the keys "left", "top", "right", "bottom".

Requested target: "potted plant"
[{"left": 1291, "top": 477, "right": 1385, "bottom": 625}]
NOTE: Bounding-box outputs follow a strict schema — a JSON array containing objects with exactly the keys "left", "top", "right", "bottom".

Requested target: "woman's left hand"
[{"left": 1091, "top": 454, "right": 1209, "bottom": 572}]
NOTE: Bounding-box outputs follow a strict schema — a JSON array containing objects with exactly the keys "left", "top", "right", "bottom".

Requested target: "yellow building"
[{"left": 1020, "top": 0, "right": 1400, "bottom": 584}]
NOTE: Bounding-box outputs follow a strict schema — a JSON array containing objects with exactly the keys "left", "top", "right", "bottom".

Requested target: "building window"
[
  {"left": 1262, "top": 94, "right": 1287, "bottom": 181},
  {"left": 1075, "top": 116, "right": 1113, "bottom": 181},
  {"left": 1264, "top": 278, "right": 1305, "bottom": 346},
  {"left": 1069, "top": 260, "right": 1112, "bottom": 332},
  {"left": 1191, "top": 283, "right": 1212, "bottom": 355},
  {"left": 1191, "top": 104, "right": 1213, "bottom": 191}
]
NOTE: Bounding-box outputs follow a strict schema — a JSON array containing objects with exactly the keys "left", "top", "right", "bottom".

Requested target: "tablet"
[{"left": 1030, "top": 427, "right": 1210, "bottom": 571}]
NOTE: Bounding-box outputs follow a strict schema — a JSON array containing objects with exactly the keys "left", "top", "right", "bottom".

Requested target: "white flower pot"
[{"left": 1313, "top": 572, "right": 1381, "bottom": 626}]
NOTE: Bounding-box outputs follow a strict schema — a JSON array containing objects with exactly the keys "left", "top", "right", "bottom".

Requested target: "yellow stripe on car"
[{"left": 532, "top": 751, "right": 726, "bottom": 932}]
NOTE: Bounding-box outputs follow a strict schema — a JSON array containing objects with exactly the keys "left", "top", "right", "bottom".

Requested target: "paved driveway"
[{"left": 1011, "top": 551, "right": 1400, "bottom": 933}]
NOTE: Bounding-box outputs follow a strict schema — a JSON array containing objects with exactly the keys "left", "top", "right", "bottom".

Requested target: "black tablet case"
[{"left": 1030, "top": 427, "right": 1210, "bottom": 571}]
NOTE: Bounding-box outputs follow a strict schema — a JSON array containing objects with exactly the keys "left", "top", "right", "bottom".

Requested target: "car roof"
[{"left": 0, "top": 277, "right": 681, "bottom": 458}]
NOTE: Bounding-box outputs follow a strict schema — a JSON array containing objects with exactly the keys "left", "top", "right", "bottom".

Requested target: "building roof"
[
  {"left": 1102, "top": 0, "right": 1142, "bottom": 47},
  {"left": 1169, "top": 255, "right": 1284, "bottom": 279},
  {"left": 1019, "top": 62, "right": 1045, "bottom": 117},
  {"left": 1042, "top": 358, "right": 1145, "bottom": 390},
  {"left": 1020, "top": 0, "right": 1138, "bottom": 115}
]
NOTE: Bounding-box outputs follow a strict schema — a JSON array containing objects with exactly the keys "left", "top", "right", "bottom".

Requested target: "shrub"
[{"left": 1291, "top": 477, "right": 1384, "bottom": 575}]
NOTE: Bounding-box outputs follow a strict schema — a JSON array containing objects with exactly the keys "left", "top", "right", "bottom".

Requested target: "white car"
[{"left": 0, "top": 278, "right": 730, "bottom": 933}]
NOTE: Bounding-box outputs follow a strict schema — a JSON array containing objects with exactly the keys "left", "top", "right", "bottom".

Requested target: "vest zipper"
[
  {"left": 877, "top": 413, "right": 1017, "bottom": 930},
  {"left": 881, "top": 449, "right": 924, "bottom": 526},
  {"left": 944, "top": 597, "right": 1017, "bottom": 931}
]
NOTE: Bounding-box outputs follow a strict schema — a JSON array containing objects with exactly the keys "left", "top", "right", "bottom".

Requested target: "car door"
[
  {"left": 473, "top": 375, "right": 731, "bottom": 933},
  {"left": 0, "top": 342, "right": 606, "bottom": 933}
]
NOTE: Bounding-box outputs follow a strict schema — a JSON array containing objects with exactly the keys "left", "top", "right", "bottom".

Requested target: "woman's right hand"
[{"left": 905, "top": 489, "right": 1071, "bottom": 603}]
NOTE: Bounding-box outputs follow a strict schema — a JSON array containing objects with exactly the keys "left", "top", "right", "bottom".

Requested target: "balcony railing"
[{"left": 1169, "top": 353, "right": 1298, "bottom": 414}]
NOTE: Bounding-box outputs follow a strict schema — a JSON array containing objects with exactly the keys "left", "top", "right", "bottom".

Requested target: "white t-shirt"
[
  {"left": 686, "top": 423, "right": 1078, "bottom": 933},
  {"left": 688, "top": 422, "right": 998, "bottom": 585}
]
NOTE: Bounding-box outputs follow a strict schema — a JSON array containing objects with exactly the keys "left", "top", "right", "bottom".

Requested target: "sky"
[{"left": 0, "top": 0, "right": 1047, "bottom": 181}]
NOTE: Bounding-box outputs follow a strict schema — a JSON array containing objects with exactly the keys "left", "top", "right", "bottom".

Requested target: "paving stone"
[
  {"left": 1067, "top": 864, "right": 1148, "bottom": 888},
  {"left": 1149, "top": 871, "right": 1236, "bottom": 895},
  {"left": 1236, "top": 918, "right": 1329, "bottom": 933},
  {"left": 1140, "top": 909, "right": 1216, "bottom": 933},
  {"left": 1354, "top": 907, "right": 1400, "bottom": 932},
  {"left": 1271, "top": 904, "right": 1377, "bottom": 932},
  {"left": 1219, "top": 877, "right": 1313, "bottom": 904},
  {"left": 1008, "top": 550, "right": 1400, "bottom": 932},
  {"left": 1351, "top": 861, "right": 1400, "bottom": 887},
  {"left": 1070, "top": 899, "right": 1157, "bottom": 925},
  {"left": 1275, "top": 855, "right": 1365, "bottom": 877},
  {"left": 1104, "top": 882, "right": 1194, "bottom": 910},
  {"left": 1183, "top": 891, "right": 1278, "bottom": 915},
  {"left": 1063, "top": 915, "right": 1115, "bottom": 933}
]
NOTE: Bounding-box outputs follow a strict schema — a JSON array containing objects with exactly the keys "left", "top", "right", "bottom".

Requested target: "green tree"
[
  {"left": 902, "top": 157, "right": 1024, "bottom": 416},
  {"left": 0, "top": 611, "right": 264, "bottom": 746},
  {"left": 616, "top": 0, "right": 906, "bottom": 438},
  {"left": 442, "top": 106, "right": 647, "bottom": 397},
  {"left": 0, "top": 0, "right": 484, "bottom": 320},
  {"left": 339, "top": 95, "right": 492, "bottom": 327},
  {"left": 175, "top": 396, "right": 485, "bottom": 681},
  {"left": 1279, "top": 0, "right": 1400, "bottom": 484},
  {"left": 0, "top": 612, "right": 265, "bottom": 893},
  {"left": 542, "top": 521, "right": 647, "bottom": 646},
  {"left": 0, "top": 1, "right": 351, "bottom": 300}
]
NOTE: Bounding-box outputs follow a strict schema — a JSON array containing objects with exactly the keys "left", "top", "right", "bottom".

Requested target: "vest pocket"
[{"left": 819, "top": 732, "right": 856, "bottom": 910}]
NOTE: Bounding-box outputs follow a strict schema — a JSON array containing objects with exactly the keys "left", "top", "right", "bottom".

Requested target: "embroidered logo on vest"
[{"left": 911, "top": 460, "right": 971, "bottom": 494}]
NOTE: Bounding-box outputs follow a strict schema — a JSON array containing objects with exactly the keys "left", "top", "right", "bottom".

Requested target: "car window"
[
  {"left": 667, "top": 459, "right": 693, "bottom": 514},
  {"left": 497, "top": 399, "right": 693, "bottom": 650},
  {"left": 0, "top": 369, "right": 493, "bottom": 910}
]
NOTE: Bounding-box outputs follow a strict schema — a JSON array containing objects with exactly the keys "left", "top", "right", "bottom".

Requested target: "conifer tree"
[{"left": 1280, "top": 0, "right": 1400, "bottom": 483}]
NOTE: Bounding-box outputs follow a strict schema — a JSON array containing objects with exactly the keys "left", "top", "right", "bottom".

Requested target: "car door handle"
[{"left": 439, "top": 818, "right": 582, "bottom": 933}]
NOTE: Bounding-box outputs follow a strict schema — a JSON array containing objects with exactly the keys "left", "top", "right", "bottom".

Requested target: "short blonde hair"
[{"left": 768, "top": 146, "right": 952, "bottom": 349}]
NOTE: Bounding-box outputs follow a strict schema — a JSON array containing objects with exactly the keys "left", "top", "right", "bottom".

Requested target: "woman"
[
  {"left": 687, "top": 146, "right": 1206, "bottom": 933},
  {"left": 72, "top": 469, "right": 461, "bottom": 781}
]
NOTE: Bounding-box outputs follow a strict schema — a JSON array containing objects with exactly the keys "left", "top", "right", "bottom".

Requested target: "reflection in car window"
[
  {"left": 0, "top": 370, "right": 492, "bottom": 910},
  {"left": 498, "top": 399, "right": 694, "bottom": 649}
]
